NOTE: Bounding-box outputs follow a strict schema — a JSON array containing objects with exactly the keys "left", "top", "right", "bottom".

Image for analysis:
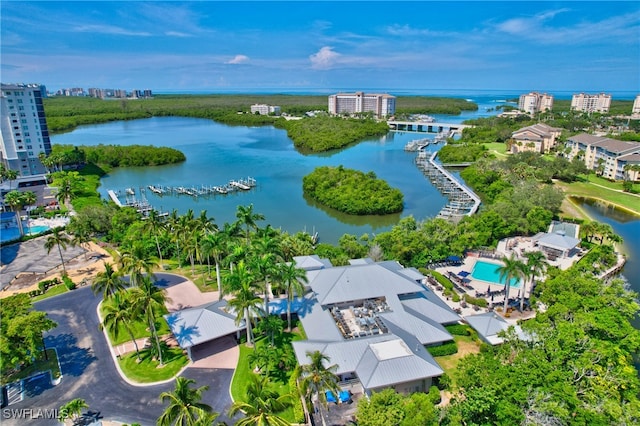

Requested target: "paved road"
[{"left": 3, "top": 275, "right": 234, "bottom": 426}]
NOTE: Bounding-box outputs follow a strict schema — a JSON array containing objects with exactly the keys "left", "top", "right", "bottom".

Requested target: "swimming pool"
[
  {"left": 26, "top": 225, "right": 50, "bottom": 235},
  {"left": 471, "top": 260, "right": 521, "bottom": 288}
]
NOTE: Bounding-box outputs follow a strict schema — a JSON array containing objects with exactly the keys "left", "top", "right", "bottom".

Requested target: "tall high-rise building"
[
  {"left": 0, "top": 83, "right": 52, "bottom": 177},
  {"left": 518, "top": 92, "right": 554, "bottom": 114},
  {"left": 571, "top": 93, "right": 612, "bottom": 113},
  {"left": 632, "top": 95, "right": 640, "bottom": 117},
  {"left": 328, "top": 92, "right": 396, "bottom": 118}
]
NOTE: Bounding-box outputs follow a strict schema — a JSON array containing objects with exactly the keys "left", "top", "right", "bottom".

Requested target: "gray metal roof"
[
  {"left": 399, "top": 291, "right": 462, "bottom": 325},
  {"left": 164, "top": 300, "right": 244, "bottom": 349},
  {"left": 355, "top": 334, "right": 443, "bottom": 390},
  {"left": 293, "top": 255, "right": 332, "bottom": 271},
  {"left": 308, "top": 263, "right": 424, "bottom": 306},
  {"left": 548, "top": 221, "right": 580, "bottom": 239},
  {"left": 465, "top": 312, "right": 529, "bottom": 345},
  {"left": 379, "top": 312, "right": 452, "bottom": 345},
  {"left": 534, "top": 232, "right": 580, "bottom": 250}
]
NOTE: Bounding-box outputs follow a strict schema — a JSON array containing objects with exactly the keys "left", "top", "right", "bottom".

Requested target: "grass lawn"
[
  {"left": 118, "top": 346, "right": 188, "bottom": 383},
  {"left": 99, "top": 299, "right": 171, "bottom": 346},
  {"left": 159, "top": 261, "right": 219, "bottom": 293},
  {"left": 484, "top": 142, "right": 508, "bottom": 156},
  {"left": 555, "top": 179, "right": 640, "bottom": 215},
  {"left": 32, "top": 285, "right": 68, "bottom": 302},
  {"left": 231, "top": 323, "right": 306, "bottom": 423},
  {"left": 3, "top": 349, "right": 61, "bottom": 385},
  {"left": 434, "top": 334, "right": 481, "bottom": 388}
]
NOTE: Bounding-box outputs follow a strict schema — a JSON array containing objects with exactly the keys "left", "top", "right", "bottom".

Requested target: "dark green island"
[{"left": 302, "top": 165, "right": 404, "bottom": 215}]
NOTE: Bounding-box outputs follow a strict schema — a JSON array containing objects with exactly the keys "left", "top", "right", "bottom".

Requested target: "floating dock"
[{"left": 415, "top": 151, "right": 480, "bottom": 222}]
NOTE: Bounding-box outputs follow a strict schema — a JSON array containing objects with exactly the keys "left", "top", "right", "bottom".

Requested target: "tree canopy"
[{"left": 303, "top": 166, "right": 404, "bottom": 215}]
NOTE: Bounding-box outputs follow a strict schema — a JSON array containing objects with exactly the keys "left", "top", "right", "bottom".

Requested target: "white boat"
[{"left": 126, "top": 187, "right": 135, "bottom": 195}]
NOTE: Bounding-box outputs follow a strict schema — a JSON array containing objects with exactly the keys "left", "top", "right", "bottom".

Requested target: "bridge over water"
[{"left": 387, "top": 120, "right": 472, "bottom": 134}]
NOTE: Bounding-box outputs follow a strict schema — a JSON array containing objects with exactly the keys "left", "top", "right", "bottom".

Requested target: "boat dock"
[
  {"left": 143, "top": 177, "right": 257, "bottom": 198},
  {"left": 415, "top": 151, "right": 480, "bottom": 222},
  {"left": 404, "top": 138, "right": 430, "bottom": 151}
]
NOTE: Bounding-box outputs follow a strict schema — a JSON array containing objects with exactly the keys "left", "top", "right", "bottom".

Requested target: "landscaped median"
[{"left": 97, "top": 298, "right": 189, "bottom": 384}]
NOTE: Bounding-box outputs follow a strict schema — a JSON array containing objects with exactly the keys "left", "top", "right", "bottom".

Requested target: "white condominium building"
[
  {"left": 250, "top": 104, "right": 281, "bottom": 116},
  {"left": 518, "top": 92, "right": 554, "bottom": 115},
  {"left": 328, "top": 92, "right": 396, "bottom": 118},
  {"left": 565, "top": 133, "right": 640, "bottom": 181},
  {"left": 571, "top": 93, "right": 612, "bottom": 113},
  {"left": 0, "top": 83, "right": 52, "bottom": 177},
  {"left": 632, "top": 95, "right": 640, "bottom": 118}
]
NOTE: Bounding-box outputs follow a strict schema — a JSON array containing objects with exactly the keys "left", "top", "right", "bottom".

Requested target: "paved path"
[{"left": 3, "top": 277, "right": 236, "bottom": 426}]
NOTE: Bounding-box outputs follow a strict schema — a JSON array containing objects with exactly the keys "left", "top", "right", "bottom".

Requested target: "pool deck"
[{"left": 430, "top": 236, "right": 586, "bottom": 319}]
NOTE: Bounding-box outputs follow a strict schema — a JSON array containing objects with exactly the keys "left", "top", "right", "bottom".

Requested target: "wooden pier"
[{"left": 415, "top": 151, "right": 480, "bottom": 222}]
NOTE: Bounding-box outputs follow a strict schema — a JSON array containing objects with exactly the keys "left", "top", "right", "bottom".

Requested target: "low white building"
[{"left": 250, "top": 104, "right": 281, "bottom": 116}]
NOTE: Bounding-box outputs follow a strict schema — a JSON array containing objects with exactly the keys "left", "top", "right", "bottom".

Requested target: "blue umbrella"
[{"left": 458, "top": 270, "right": 470, "bottom": 277}]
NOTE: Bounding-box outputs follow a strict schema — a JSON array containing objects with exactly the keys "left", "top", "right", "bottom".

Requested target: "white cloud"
[
  {"left": 226, "top": 55, "right": 250, "bottom": 64},
  {"left": 165, "top": 31, "right": 192, "bottom": 38},
  {"left": 72, "top": 24, "right": 151, "bottom": 37},
  {"left": 309, "top": 46, "right": 340, "bottom": 69}
]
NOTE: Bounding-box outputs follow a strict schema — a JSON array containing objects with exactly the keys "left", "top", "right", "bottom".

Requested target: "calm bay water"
[{"left": 51, "top": 95, "right": 513, "bottom": 243}]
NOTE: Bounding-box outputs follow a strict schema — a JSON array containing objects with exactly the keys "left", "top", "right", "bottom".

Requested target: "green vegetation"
[
  {"left": 395, "top": 96, "right": 478, "bottom": 115},
  {"left": 437, "top": 143, "right": 487, "bottom": 163},
  {"left": 427, "top": 341, "right": 458, "bottom": 357},
  {"left": 0, "top": 294, "right": 57, "bottom": 383},
  {"left": 355, "top": 388, "right": 439, "bottom": 426},
  {"left": 100, "top": 297, "right": 170, "bottom": 346},
  {"left": 2, "top": 348, "right": 60, "bottom": 384},
  {"left": 48, "top": 143, "right": 186, "bottom": 168},
  {"left": 303, "top": 165, "right": 404, "bottom": 215},
  {"left": 446, "top": 246, "right": 640, "bottom": 425},
  {"left": 277, "top": 115, "right": 390, "bottom": 152},
  {"left": 118, "top": 347, "right": 188, "bottom": 383}
]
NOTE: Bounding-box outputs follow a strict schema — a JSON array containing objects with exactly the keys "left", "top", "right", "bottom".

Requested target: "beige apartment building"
[
  {"left": 328, "top": 92, "right": 396, "bottom": 118},
  {"left": 565, "top": 133, "right": 640, "bottom": 181},
  {"left": 518, "top": 92, "right": 554, "bottom": 115},
  {"left": 511, "top": 123, "right": 563, "bottom": 154},
  {"left": 570, "top": 93, "right": 612, "bottom": 113}
]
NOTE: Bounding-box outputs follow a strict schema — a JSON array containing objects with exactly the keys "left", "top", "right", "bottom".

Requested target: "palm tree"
[
  {"left": 70, "top": 227, "right": 91, "bottom": 260},
  {"left": 226, "top": 261, "right": 263, "bottom": 347},
  {"left": 55, "top": 173, "right": 77, "bottom": 206},
  {"left": 521, "top": 251, "right": 547, "bottom": 312},
  {"left": 250, "top": 252, "right": 278, "bottom": 315},
  {"left": 173, "top": 210, "right": 195, "bottom": 268},
  {"left": 143, "top": 209, "right": 166, "bottom": 265},
  {"left": 58, "top": 398, "right": 89, "bottom": 423},
  {"left": 44, "top": 229, "right": 71, "bottom": 275},
  {"left": 92, "top": 262, "right": 126, "bottom": 300},
  {"left": 297, "top": 350, "right": 340, "bottom": 416},
  {"left": 497, "top": 254, "right": 527, "bottom": 313},
  {"left": 200, "top": 231, "right": 226, "bottom": 296},
  {"left": 2, "top": 168, "right": 19, "bottom": 190},
  {"left": 157, "top": 377, "right": 215, "bottom": 426},
  {"left": 21, "top": 190, "right": 37, "bottom": 213},
  {"left": 277, "top": 262, "right": 308, "bottom": 331},
  {"left": 3, "top": 190, "right": 25, "bottom": 213},
  {"left": 228, "top": 375, "right": 292, "bottom": 426},
  {"left": 235, "top": 204, "right": 265, "bottom": 244},
  {"left": 118, "top": 241, "right": 158, "bottom": 287},
  {"left": 101, "top": 291, "right": 143, "bottom": 362},
  {"left": 130, "top": 277, "right": 171, "bottom": 365}
]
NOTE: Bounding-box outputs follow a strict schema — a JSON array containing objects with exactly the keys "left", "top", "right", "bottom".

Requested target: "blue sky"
[{"left": 1, "top": 1, "right": 639, "bottom": 94}]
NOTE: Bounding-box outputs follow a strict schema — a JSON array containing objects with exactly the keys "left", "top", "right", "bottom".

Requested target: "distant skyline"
[{"left": 1, "top": 1, "right": 639, "bottom": 95}]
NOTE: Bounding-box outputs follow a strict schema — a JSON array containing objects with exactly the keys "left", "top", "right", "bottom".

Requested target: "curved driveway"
[{"left": 5, "top": 274, "right": 234, "bottom": 426}]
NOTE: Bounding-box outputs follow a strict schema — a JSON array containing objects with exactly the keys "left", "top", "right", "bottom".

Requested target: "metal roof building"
[{"left": 291, "top": 256, "right": 459, "bottom": 395}]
